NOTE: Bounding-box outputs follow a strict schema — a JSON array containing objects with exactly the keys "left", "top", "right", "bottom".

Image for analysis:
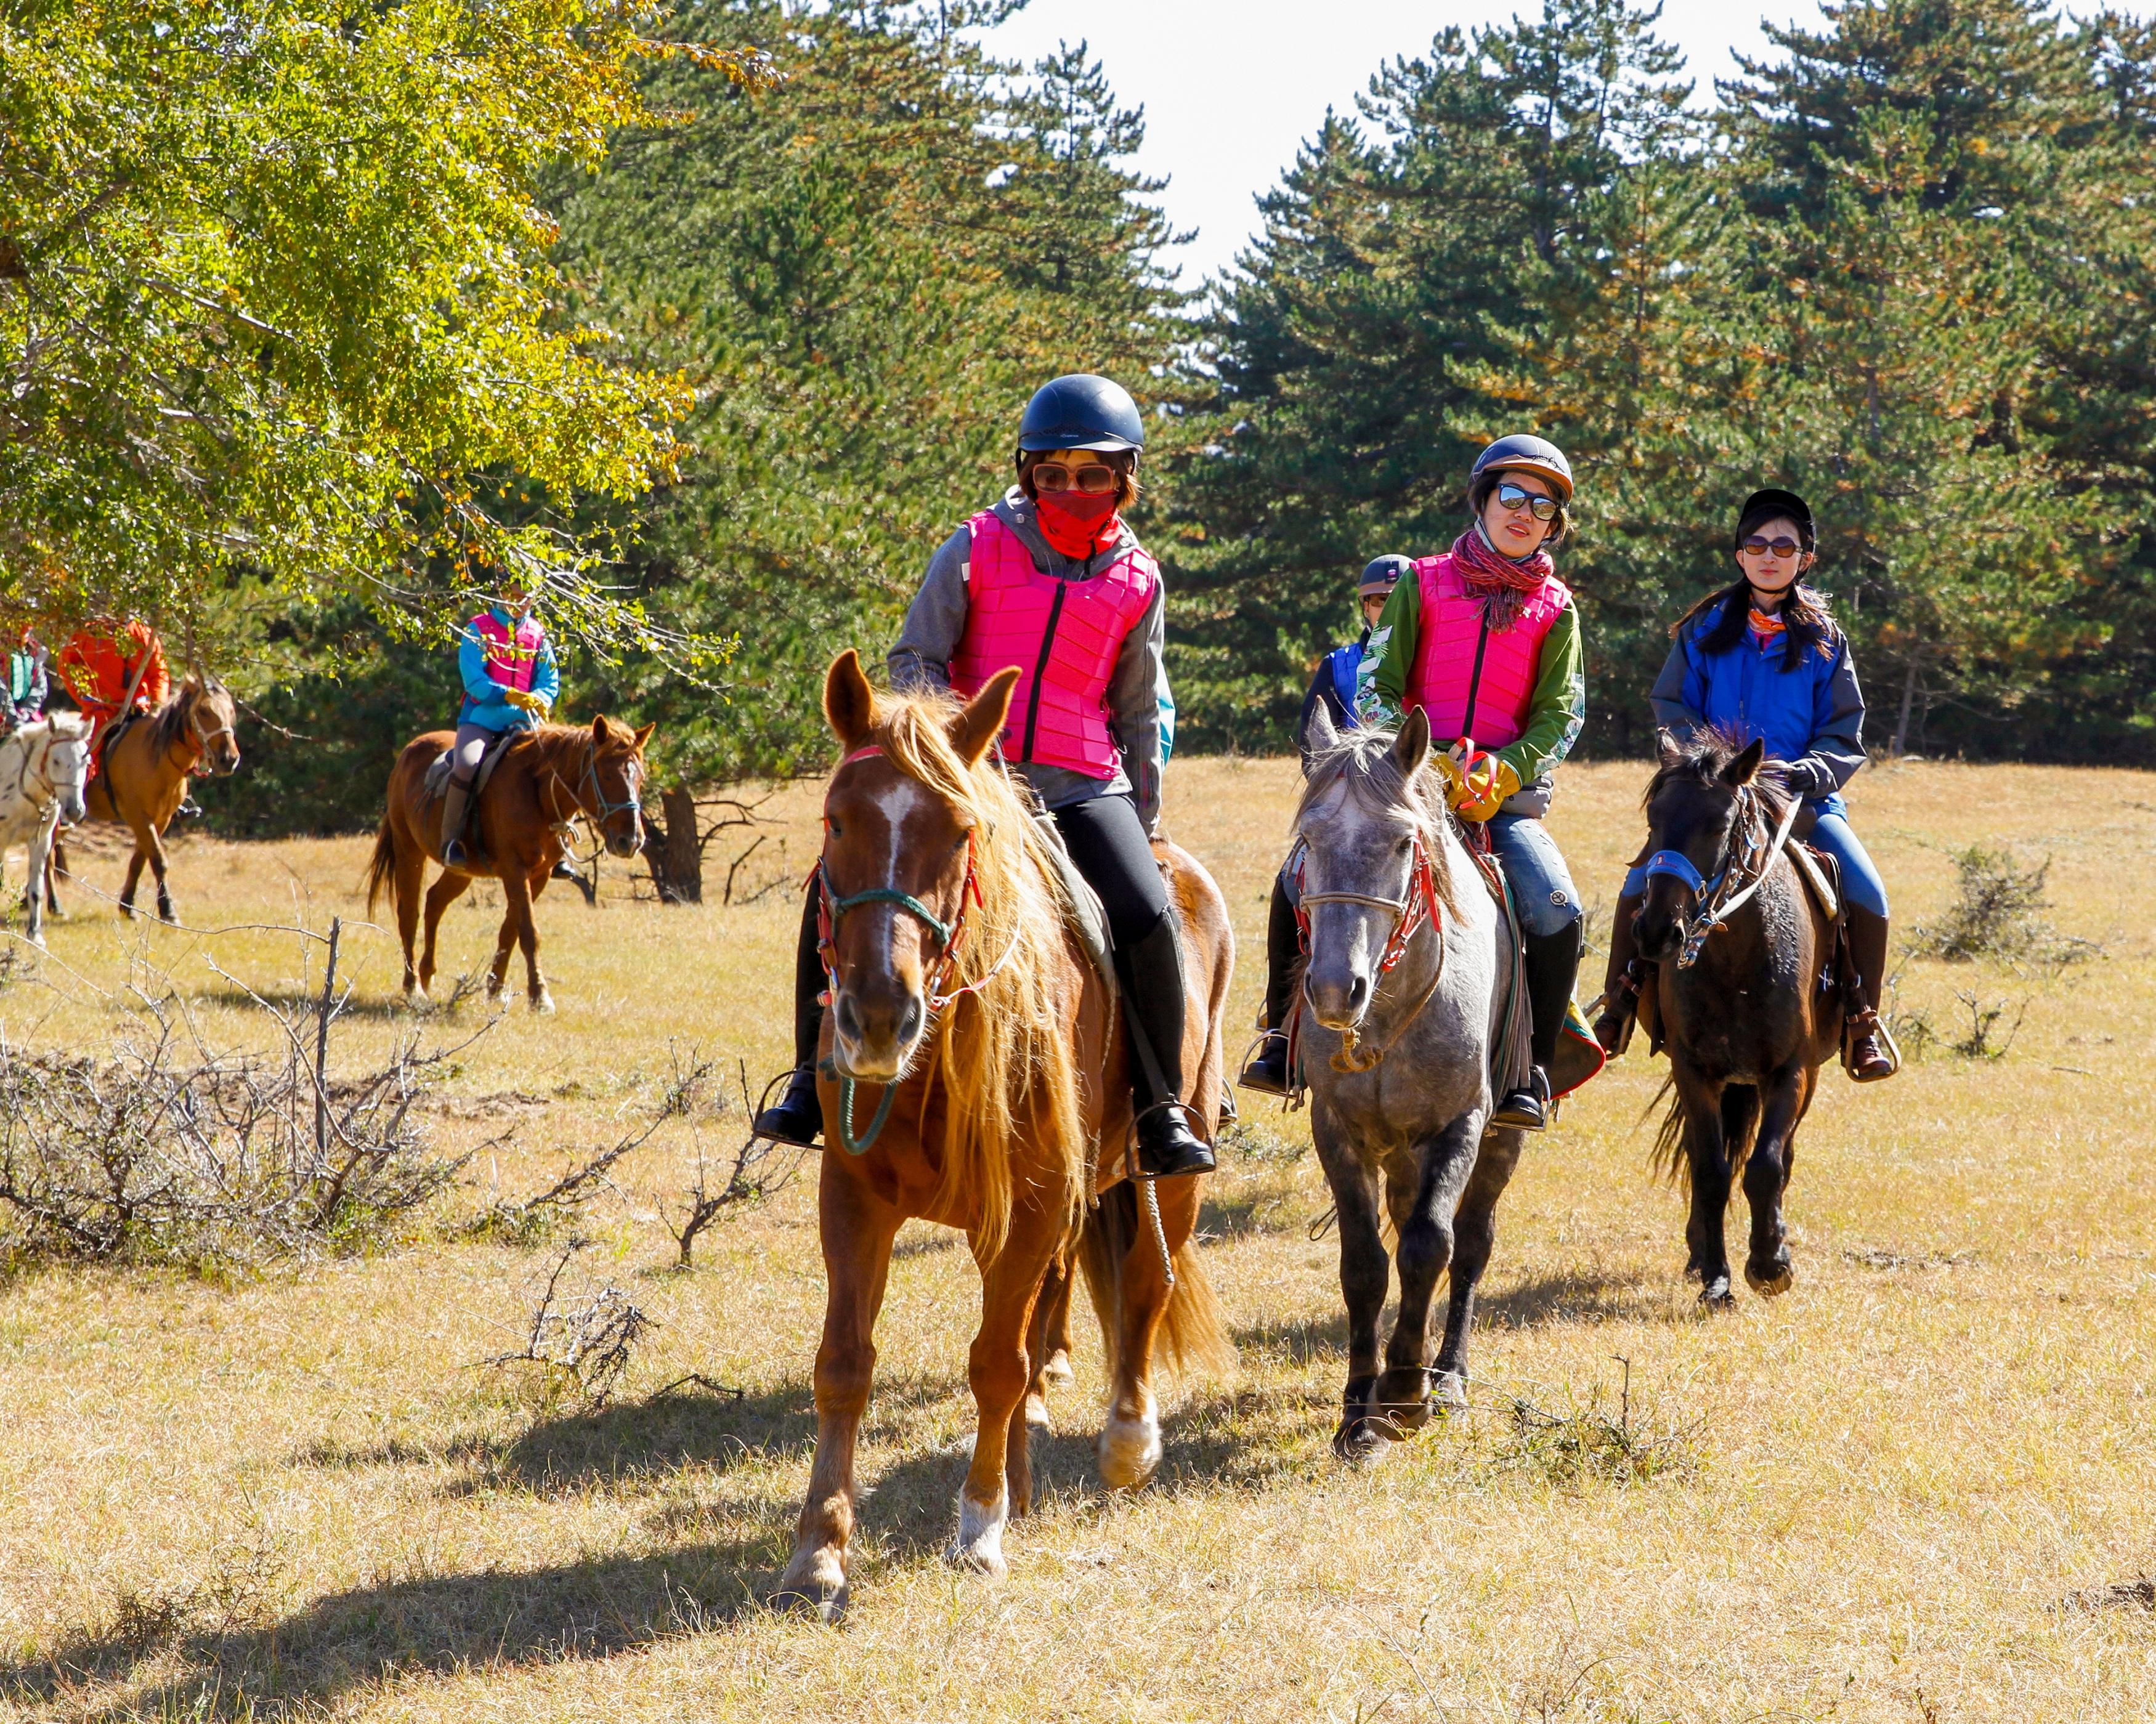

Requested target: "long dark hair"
[{"left": 1671, "top": 578, "right": 1838, "bottom": 671}]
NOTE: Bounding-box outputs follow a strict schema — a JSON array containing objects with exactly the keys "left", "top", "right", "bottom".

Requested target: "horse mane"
[
  {"left": 862, "top": 686, "right": 1088, "bottom": 1261},
  {"left": 1293, "top": 725, "right": 1468, "bottom": 921},
  {"left": 1644, "top": 726, "right": 1795, "bottom": 824},
  {"left": 149, "top": 676, "right": 232, "bottom": 753}
]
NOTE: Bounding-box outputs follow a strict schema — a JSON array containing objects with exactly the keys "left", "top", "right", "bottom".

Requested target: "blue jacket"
[
  {"left": 1650, "top": 597, "right": 1867, "bottom": 812},
  {"left": 457, "top": 607, "right": 561, "bottom": 732}
]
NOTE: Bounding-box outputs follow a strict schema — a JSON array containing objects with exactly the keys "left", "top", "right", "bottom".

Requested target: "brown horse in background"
[
  {"left": 778, "top": 652, "right": 1233, "bottom": 1618},
  {"left": 49, "top": 676, "right": 241, "bottom": 925},
  {"left": 365, "top": 717, "right": 650, "bottom": 1011}
]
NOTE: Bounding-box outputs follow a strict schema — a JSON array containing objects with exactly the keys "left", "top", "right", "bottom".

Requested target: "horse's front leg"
[
  {"left": 1743, "top": 1063, "right": 1812, "bottom": 1298},
  {"left": 1024, "top": 1239, "right": 1077, "bottom": 1431},
  {"left": 118, "top": 837, "right": 147, "bottom": 919},
  {"left": 419, "top": 868, "right": 472, "bottom": 996},
  {"left": 1377, "top": 1111, "right": 1482, "bottom": 1430},
  {"left": 957, "top": 1203, "right": 1062, "bottom": 1574},
  {"left": 778, "top": 1160, "right": 902, "bottom": 1619},
  {"left": 487, "top": 873, "right": 530, "bottom": 1001},
  {"left": 22, "top": 807, "right": 57, "bottom": 947},
  {"left": 1435, "top": 1123, "right": 1525, "bottom": 1402},
  {"left": 1313, "top": 1104, "right": 1392, "bottom": 1462},
  {"left": 1674, "top": 1064, "right": 1735, "bottom": 1306},
  {"left": 1096, "top": 1170, "right": 1201, "bottom": 1491},
  {"left": 139, "top": 817, "right": 176, "bottom": 924},
  {"left": 518, "top": 865, "right": 553, "bottom": 1013},
  {"left": 43, "top": 838, "right": 63, "bottom": 917}
]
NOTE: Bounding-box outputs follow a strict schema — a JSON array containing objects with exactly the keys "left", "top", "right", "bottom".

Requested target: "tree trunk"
[
  {"left": 646, "top": 782, "right": 703, "bottom": 905},
  {"left": 1892, "top": 662, "right": 1919, "bottom": 758}
]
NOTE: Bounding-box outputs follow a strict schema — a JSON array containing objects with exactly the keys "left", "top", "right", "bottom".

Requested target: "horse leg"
[
  {"left": 1674, "top": 1064, "right": 1736, "bottom": 1306},
  {"left": 486, "top": 873, "right": 529, "bottom": 1002},
  {"left": 1024, "top": 1240, "right": 1074, "bottom": 1430},
  {"left": 1434, "top": 1125, "right": 1526, "bottom": 1405},
  {"left": 1096, "top": 1170, "right": 1201, "bottom": 1491},
  {"left": 779, "top": 1162, "right": 902, "bottom": 1619},
  {"left": 1376, "top": 1112, "right": 1483, "bottom": 1430},
  {"left": 22, "top": 809, "right": 55, "bottom": 948},
  {"left": 1743, "top": 1064, "right": 1812, "bottom": 1297},
  {"left": 140, "top": 819, "right": 176, "bottom": 924},
  {"left": 519, "top": 866, "right": 552, "bottom": 1012},
  {"left": 418, "top": 869, "right": 472, "bottom": 997},
  {"left": 957, "top": 1204, "right": 1061, "bottom": 1573},
  {"left": 118, "top": 841, "right": 146, "bottom": 919},
  {"left": 44, "top": 838, "right": 63, "bottom": 917},
  {"left": 394, "top": 843, "right": 428, "bottom": 999},
  {"left": 1313, "top": 1106, "right": 1392, "bottom": 1463}
]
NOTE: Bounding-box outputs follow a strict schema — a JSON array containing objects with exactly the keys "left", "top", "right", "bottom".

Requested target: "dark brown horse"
[
  {"left": 365, "top": 717, "right": 650, "bottom": 1011},
  {"left": 1632, "top": 730, "right": 1842, "bottom": 1305},
  {"left": 49, "top": 676, "right": 241, "bottom": 925},
  {"left": 777, "top": 652, "right": 1233, "bottom": 1617}
]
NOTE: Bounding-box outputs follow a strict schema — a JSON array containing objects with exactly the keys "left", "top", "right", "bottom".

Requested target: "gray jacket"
[{"left": 890, "top": 488, "right": 1167, "bottom": 832}]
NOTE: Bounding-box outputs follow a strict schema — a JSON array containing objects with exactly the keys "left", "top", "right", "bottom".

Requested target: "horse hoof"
[
  {"left": 1699, "top": 1276, "right": 1736, "bottom": 1309},
  {"left": 1042, "top": 1348, "right": 1074, "bottom": 1388},
  {"left": 1746, "top": 1258, "right": 1794, "bottom": 1297},
  {"left": 1332, "top": 1418, "right": 1393, "bottom": 1465},
  {"left": 405, "top": 984, "right": 428, "bottom": 1005},
  {"left": 1431, "top": 1370, "right": 1469, "bottom": 1413},
  {"left": 1024, "top": 1390, "right": 1052, "bottom": 1431},
  {"left": 774, "top": 1548, "right": 848, "bottom": 1622},
  {"left": 529, "top": 990, "right": 554, "bottom": 1015},
  {"left": 947, "top": 1492, "right": 1009, "bottom": 1578},
  {"left": 1098, "top": 1410, "right": 1162, "bottom": 1490}
]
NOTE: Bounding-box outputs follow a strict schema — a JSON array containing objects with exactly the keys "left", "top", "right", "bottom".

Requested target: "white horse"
[{"left": 0, "top": 715, "right": 91, "bottom": 947}]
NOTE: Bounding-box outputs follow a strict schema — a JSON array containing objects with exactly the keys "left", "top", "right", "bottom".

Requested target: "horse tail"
[
  {"left": 1076, "top": 1185, "right": 1234, "bottom": 1380},
  {"left": 363, "top": 810, "right": 399, "bottom": 917},
  {"left": 1648, "top": 1076, "right": 1762, "bottom": 1189}
]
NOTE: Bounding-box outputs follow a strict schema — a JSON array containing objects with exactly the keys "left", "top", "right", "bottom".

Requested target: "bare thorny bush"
[{"left": 0, "top": 921, "right": 487, "bottom": 1267}]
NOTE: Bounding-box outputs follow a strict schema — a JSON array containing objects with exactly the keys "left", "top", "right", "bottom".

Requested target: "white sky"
[{"left": 976, "top": 0, "right": 1828, "bottom": 286}]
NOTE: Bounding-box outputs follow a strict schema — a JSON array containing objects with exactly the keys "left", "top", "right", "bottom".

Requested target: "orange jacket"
[{"left": 59, "top": 621, "right": 168, "bottom": 719}]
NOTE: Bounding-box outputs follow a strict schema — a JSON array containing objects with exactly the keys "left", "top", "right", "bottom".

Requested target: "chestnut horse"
[
  {"left": 49, "top": 676, "right": 241, "bottom": 925},
  {"left": 365, "top": 716, "right": 650, "bottom": 1011},
  {"left": 778, "top": 652, "right": 1233, "bottom": 1617}
]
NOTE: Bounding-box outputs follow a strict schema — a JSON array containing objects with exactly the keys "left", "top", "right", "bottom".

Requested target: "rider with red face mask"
[{"left": 752, "top": 374, "right": 1212, "bottom": 1180}]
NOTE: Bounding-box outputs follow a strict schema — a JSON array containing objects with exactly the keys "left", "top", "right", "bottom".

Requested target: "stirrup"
[
  {"left": 1132, "top": 1098, "right": 1214, "bottom": 1178},
  {"left": 1842, "top": 1010, "right": 1901, "bottom": 1082},
  {"left": 1236, "top": 1029, "right": 1294, "bottom": 1096}
]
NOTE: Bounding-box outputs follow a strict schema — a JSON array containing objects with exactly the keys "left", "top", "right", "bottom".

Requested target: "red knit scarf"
[{"left": 1451, "top": 524, "right": 1554, "bottom": 633}]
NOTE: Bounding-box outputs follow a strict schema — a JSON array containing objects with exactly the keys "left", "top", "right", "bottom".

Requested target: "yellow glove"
[
  {"left": 1455, "top": 756, "right": 1522, "bottom": 823},
  {"left": 505, "top": 687, "right": 549, "bottom": 715}
]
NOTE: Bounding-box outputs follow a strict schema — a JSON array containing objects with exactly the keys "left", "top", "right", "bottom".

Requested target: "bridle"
[
  {"left": 1642, "top": 781, "right": 1804, "bottom": 968},
  {"left": 545, "top": 735, "right": 644, "bottom": 845},
  {"left": 1295, "top": 828, "right": 1448, "bottom": 1074},
  {"left": 814, "top": 742, "right": 1021, "bottom": 1153},
  {"left": 1, "top": 723, "right": 82, "bottom": 820}
]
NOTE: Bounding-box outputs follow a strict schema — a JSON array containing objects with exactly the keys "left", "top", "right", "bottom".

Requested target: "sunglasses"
[
  {"left": 1031, "top": 463, "right": 1120, "bottom": 495},
  {"left": 1740, "top": 536, "right": 1804, "bottom": 559},
  {"left": 1495, "top": 481, "right": 1560, "bottom": 522}
]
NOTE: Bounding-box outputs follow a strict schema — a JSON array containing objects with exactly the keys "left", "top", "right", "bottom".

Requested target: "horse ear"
[
  {"left": 824, "top": 650, "right": 876, "bottom": 751},
  {"left": 633, "top": 722, "right": 654, "bottom": 751},
  {"left": 949, "top": 668, "right": 1018, "bottom": 767},
  {"left": 1391, "top": 706, "right": 1431, "bottom": 780},
  {"left": 1656, "top": 727, "right": 1685, "bottom": 767},
  {"left": 590, "top": 714, "right": 609, "bottom": 746},
  {"left": 1305, "top": 701, "right": 1340, "bottom": 758},
  {"left": 1720, "top": 737, "right": 1767, "bottom": 787}
]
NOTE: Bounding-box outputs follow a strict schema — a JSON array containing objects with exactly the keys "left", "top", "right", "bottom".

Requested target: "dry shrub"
[{"left": 1915, "top": 845, "right": 2097, "bottom": 966}]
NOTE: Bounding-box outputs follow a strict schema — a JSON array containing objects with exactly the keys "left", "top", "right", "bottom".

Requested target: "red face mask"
[{"left": 1033, "top": 487, "right": 1122, "bottom": 560}]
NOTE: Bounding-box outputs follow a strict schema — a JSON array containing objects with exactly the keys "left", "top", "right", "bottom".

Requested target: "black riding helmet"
[
  {"left": 1735, "top": 487, "right": 1815, "bottom": 551},
  {"left": 1359, "top": 554, "right": 1412, "bottom": 597},
  {"left": 1017, "top": 374, "right": 1145, "bottom": 453}
]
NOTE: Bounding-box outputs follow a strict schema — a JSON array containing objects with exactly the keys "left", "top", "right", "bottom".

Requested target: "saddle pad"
[
  {"left": 422, "top": 730, "right": 519, "bottom": 803},
  {"left": 1789, "top": 840, "right": 1840, "bottom": 923},
  {"left": 1031, "top": 813, "right": 1117, "bottom": 997},
  {"left": 1462, "top": 844, "right": 1538, "bottom": 1103}
]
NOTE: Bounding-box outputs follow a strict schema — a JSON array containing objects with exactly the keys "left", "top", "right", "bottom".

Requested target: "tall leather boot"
[
  {"left": 1120, "top": 913, "right": 1214, "bottom": 1177},
  {"left": 752, "top": 880, "right": 827, "bottom": 1144},
  {"left": 1238, "top": 873, "right": 1300, "bottom": 1095},
  {"left": 439, "top": 773, "right": 477, "bottom": 868},
  {"left": 1843, "top": 905, "right": 1899, "bottom": 1082},
  {"left": 1591, "top": 891, "right": 1647, "bottom": 1056},
  {"left": 1494, "top": 920, "right": 1583, "bottom": 1131}
]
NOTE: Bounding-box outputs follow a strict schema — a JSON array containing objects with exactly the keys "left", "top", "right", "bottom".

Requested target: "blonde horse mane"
[{"left": 860, "top": 686, "right": 1090, "bottom": 1262}]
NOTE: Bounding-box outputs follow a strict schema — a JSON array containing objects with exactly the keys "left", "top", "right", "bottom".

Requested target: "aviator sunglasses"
[
  {"left": 1031, "top": 462, "right": 1121, "bottom": 495},
  {"left": 1740, "top": 535, "right": 1804, "bottom": 559},
  {"left": 1494, "top": 480, "right": 1560, "bottom": 522}
]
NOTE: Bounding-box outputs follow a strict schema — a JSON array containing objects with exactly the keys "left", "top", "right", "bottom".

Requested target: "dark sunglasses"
[
  {"left": 1031, "top": 463, "right": 1119, "bottom": 495},
  {"left": 1740, "top": 535, "right": 1804, "bottom": 559},
  {"left": 1495, "top": 481, "right": 1559, "bottom": 522}
]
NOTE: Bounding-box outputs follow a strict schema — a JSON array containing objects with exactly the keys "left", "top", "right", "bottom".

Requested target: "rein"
[
  {"left": 1645, "top": 783, "right": 1805, "bottom": 969},
  {"left": 1297, "top": 831, "right": 1448, "bottom": 1074},
  {"left": 814, "top": 742, "right": 1021, "bottom": 1154}
]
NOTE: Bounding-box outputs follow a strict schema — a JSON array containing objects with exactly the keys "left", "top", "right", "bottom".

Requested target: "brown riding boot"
[
  {"left": 439, "top": 773, "right": 477, "bottom": 868},
  {"left": 1591, "top": 891, "right": 1647, "bottom": 1057},
  {"left": 1843, "top": 905, "right": 1899, "bottom": 1082}
]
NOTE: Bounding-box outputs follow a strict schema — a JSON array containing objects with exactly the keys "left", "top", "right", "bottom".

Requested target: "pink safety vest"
[
  {"left": 471, "top": 610, "right": 544, "bottom": 694},
  {"left": 1403, "top": 553, "right": 1571, "bottom": 750},
  {"left": 949, "top": 511, "right": 1157, "bottom": 778}
]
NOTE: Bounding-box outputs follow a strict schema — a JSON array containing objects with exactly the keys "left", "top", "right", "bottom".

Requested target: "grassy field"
[{"left": 0, "top": 755, "right": 2151, "bottom": 1722}]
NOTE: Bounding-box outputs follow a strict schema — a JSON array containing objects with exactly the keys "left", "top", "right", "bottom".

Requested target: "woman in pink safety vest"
[
  {"left": 1353, "top": 434, "right": 1590, "bottom": 1131},
  {"left": 752, "top": 374, "right": 1212, "bottom": 1181},
  {"left": 440, "top": 578, "right": 559, "bottom": 869}
]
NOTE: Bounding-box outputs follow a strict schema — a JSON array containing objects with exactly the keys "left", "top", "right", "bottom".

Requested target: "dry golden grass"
[{"left": 1, "top": 757, "right": 2152, "bottom": 1722}]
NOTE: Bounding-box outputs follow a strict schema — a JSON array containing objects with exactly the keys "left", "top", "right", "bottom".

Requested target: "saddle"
[
  {"left": 89, "top": 710, "right": 143, "bottom": 782},
  {"left": 422, "top": 730, "right": 520, "bottom": 803}
]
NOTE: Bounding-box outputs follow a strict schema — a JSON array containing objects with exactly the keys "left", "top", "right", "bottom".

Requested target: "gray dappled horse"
[{"left": 1294, "top": 705, "right": 1530, "bottom": 1462}]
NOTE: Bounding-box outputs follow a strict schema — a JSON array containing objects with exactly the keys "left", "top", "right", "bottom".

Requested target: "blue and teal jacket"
[
  {"left": 1649, "top": 594, "right": 1867, "bottom": 815},
  {"left": 456, "top": 607, "right": 561, "bottom": 733},
  {"left": 1295, "top": 633, "right": 1368, "bottom": 763}
]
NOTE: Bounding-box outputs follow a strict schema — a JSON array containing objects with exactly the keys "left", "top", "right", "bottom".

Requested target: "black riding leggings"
[{"left": 1048, "top": 791, "right": 1169, "bottom": 945}]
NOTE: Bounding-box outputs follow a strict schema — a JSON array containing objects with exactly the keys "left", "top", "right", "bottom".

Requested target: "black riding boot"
[
  {"left": 1494, "top": 921, "right": 1583, "bottom": 1131},
  {"left": 1592, "top": 891, "right": 1647, "bottom": 1057},
  {"left": 1120, "top": 913, "right": 1215, "bottom": 1178},
  {"left": 752, "top": 880, "right": 826, "bottom": 1146},
  {"left": 1237, "top": 873, "right": 1300, "bottom": 1095}
]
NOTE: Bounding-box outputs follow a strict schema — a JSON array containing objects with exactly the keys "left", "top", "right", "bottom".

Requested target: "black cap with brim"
[
  {"left": 1736, "top": 487, "right": 1814, "bottom": 551},
  {"left": 1358, "top": 554, "right": 1412, "bottom": 597}
]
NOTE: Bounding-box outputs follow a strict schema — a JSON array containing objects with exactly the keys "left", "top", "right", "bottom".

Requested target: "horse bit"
[{"left": 1641, "top": 785, "right": 1805, "bottom": 968}]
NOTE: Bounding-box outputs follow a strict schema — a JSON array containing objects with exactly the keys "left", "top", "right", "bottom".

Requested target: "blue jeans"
[
  {"left": 1621, "top": 803, "right": 1888, "bottom": 918},
  {"left": 1488, "top": 813, "right": 1582, "bottom": 938}
]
